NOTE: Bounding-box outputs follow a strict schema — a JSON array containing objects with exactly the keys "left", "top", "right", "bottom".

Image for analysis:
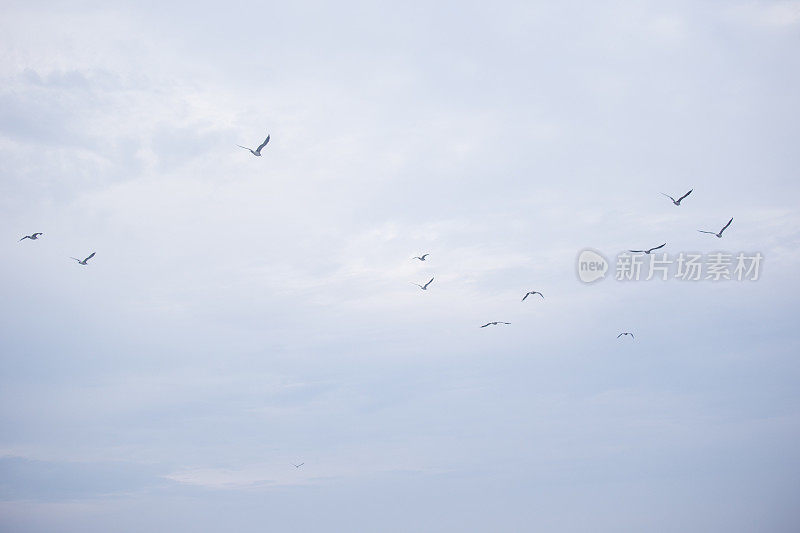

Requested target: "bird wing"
[
  {"left": 522, "top": 293, "right": 529, "bottom": 301},
  {"left": 236, "top": 144, "right": 251, "bottom": 151},
  {"left": 421, "top": 254, "right": 429, "bottom": 259},
  {"left": 423, "top": 278, "right": 434, "bottom": 288},
  {"left": 720, "top": 217, "right": 733, "bottom": 233},
  {"left": 677, "top": 189, "right": 693, "bottom": 202},
  {"left": 480, "top": 323, "right": 491, "bottom": 328},
  {"left": 535, "top": 292, "right": 544, "bottom": 298},
  {"left": 630, "top": 333, "right": 634, "bottom": 339},
  {"left": 502, "top": 322, "right": 511, "bottom": 324},
  {"left": 254, "top": 135, "right": 270, "bottom": 154},
  {"left": 617, "top": 333, "right": 624, "bottom": 338},
  {"left": 660, "top": 193, "right": 676, "bottom": 202},
  {"left": 70, "top": 257, "right": 80, "bottom": 262},
  {"left": 698, "top": 230, "right": 716, "bottom": 234},
  {"left": 629, "top": 249, "right": 644, "bottom": 253},
  {"left": 649, "top": 243, "right": 666, "bottom": 252},
  {"left": 298, "top": 462, "right": 304, "bottom": 467},
  {"left": 84, "top": 252, "right": 96, "bottom": 262},
  {"left": 19, "top": 236, "right": 29, "bottom": 241}
]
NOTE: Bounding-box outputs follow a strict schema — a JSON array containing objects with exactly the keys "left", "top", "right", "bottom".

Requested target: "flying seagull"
[
  {"left": 70, "top": 252, "right": 95, "bottom": 266},
  {"left": 698, "top": 217, "right": 733, "bottom": 238},
  {"left": 617, "top": 332, "right": 635, "bottom": 339},
  {"left": 522, "top": 291, "right": 544, "bottom": 301},
  {"left": 19, "top": 233, "right": 43, "bottom": 241},
  {"left": 237, "top": 134, "right": 270, "bottom": 156},
  {"left": 481, "top": 321, "right": 511, "bottom": 328},
  {"left": 412, "top": 277, "right": 434, "bottom": 290},
  {"left": 292, "top": 463, "right": 304, "bottom": 469},
  {"left": 412, "top": 254, "right": 430, "bottom": 261},
  {"left": 661, "top": 189, "right": 693, "bottom": 206},
  {"left": 629, "top": 243, "right": 666, "bottom": 254}
]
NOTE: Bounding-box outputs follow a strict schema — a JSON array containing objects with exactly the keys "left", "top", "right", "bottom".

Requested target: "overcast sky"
[{"left": 2, "top": 1, "right": 800, "bottom": 531}]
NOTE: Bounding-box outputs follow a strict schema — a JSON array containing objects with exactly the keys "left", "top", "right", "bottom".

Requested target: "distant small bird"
[
  {"left": 292, "top": 463, "right": 304, "bottom": 469},
  {"left": 629, "top": 243, "right": 666, "bottom": 254},
  {"left": 661, "top": 189, "right": 693, "bottom": 206},
  {"left": 237, "top": 134, "right": 270, "bottom": 156},
  {"left": 70, "top": 252, "right": 95, "bottom": 266},
  {"left": 698, "top": 217, "right": 733, "bottom": 238},
  {"left": 481, "top": 321, "right": 510, "bottom": 328},
  {"left": 412, "top": 254, "right": 430, "bottom": 261},
  {"left": 522, "top": 291, "right": 544, "bottom": 301},
  {"left": 412, "top": 278, "right": 434, "bottom": 290},
  {"left": 617, "top": 332, "right": 635, "bottom": 339},
  {"left": 19, "top": 233, "right": 43, "bottom": 241}
]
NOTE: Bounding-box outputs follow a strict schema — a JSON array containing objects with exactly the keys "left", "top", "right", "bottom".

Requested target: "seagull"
[
  {"left": 617, "top": 332, "right": 635, "bottom": 339},
  {"left": 661, "top": 189, "right": 693, "bottom": 206},
  {"left": 629, "top": 243, "right": 666, "bottom": 254},
  {"left": 522, "top": 291, "right": 544, "bottom": 301},
  {"left": 237, "top": 134, "right": 270, "bottom": 156},
  {"left": 412, "top": 254, "right": 430, "bottom": 261},
  {"left": 698, "top": 217, "right": 733, "bottom": 238},
  {"left": 19, "top": 233, "right": 43, "bottom": 241},
  {"left": 412, "top": 277, "right": 434, "bottom": 290},
  {"left": 70, "top": 252, "right": 95, "bottom": 266},
  {"left": 481, "top": 321, "right": 511, "bottom": 328},
  {"left": 292, "top": 463, "right": 304, "bottom": 469}
]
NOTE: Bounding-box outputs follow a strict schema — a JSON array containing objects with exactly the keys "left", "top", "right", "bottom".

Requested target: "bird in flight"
[
  {"left": 522, "top": 291, "right": 544, "bottom": 301},
  {"left": 629, "top": 243, "right": 666, "bottom": 254},
  {"left": 412, "top": 278, "right": 434, "bottom": 290},
  {"left": 698, "top": 217, "right": 733, "bottom": 238},
  {"left": 19, "top": 233, "right": 43, "bottom": 241},
  {"left": 292, "top": 463, "right": 304, "bottom": 469},
  {"left": 412, "top": 254, "right": 430, "bottom": 261},
  {"left": 237, "top": 134, "right": 270, "bottom": 156},
  {"left": 661, "top": 189, "right": 693, "bottom": 206},
  {"left": 70, "top": 252, "right": 96, "bottom": 266},
  {"left": 617, "top": 332, "right": 635, "bottom": 339},
  {"left": 481, "top": 321, "right": 510, "bottom": 328}
]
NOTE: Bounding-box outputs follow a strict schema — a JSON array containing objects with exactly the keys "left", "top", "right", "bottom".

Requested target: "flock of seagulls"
[
  {"left": 612, "top": 187, "right": 737, "bottom": 340},
  {"left": 400, "top": 187, "right": 736, "bottom": 338},
  {"left": 409, "top": 254, "right": 543, "bottom": 327},
  {"left": 16, "top": 134, "right": 740, "bottom": 477}
]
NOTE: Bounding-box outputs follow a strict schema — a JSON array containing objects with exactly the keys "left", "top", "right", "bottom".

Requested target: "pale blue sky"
[{"left": 1, "top": 1, "right": 799, "bottom": 531}]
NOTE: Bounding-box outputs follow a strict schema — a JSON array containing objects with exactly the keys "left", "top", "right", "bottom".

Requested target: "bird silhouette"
[
  {"left": 661, "top": 189, "right": 693, "bottom": 206},
  {"left": 237, "top": 134, "right": 270, "bottom": 156},
  {"left": 698, "top": 217, "right": 733, "bottom": 238},
  {"left": 522, "top": 291, "right": 544, "bottom": 301},
  {"left": 412, "top": 278, "right": 434, "bottom": 290},
  {"left": 70, "top": 252, "right": 95, "bottom": 266}
]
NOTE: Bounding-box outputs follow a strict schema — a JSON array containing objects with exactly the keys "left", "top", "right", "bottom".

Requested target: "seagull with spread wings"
[
  {"left": 698, "top": 217, "right": 733, "bottom": 238},
  {"left": 412, "top": 277, "right": 434, "bottom": 290},
  {"left": 661, "top": 189, "right": 693, "bottom": 206},
  {"left": 412, "top": 254, "right": 429, "bottom": 261},
  {"left": 522, "top": 291, "right": 544, "bottom": 301},
  {"left": 237, "top": 134, "right": 270, "bottom": 156},
  {"left": 70, "top": 252, "right": 95, "bottom": 266},
  {"left": 19, "top": 233, "right": 43, "bottom": 241},
  {"left": 617, "top": 332, "right": 635, "bottom": 339},
  {"left": 481, "top": 321, "right": 510, "bottom": 328},
  {"left": 292, "top": 463, "right": 304, "bottom": 469},
  {"left": 629, "top": 243, "right": 666, "bottom": 254}
]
